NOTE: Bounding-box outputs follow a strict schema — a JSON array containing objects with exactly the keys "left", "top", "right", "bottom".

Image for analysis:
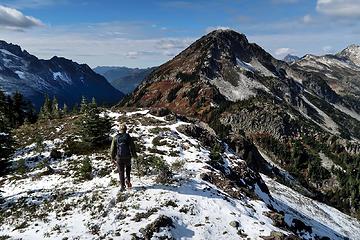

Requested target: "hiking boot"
[
  {"left": 120, "top": 186, "right": 126, "bottom": 192},
  {"left": 126, "top": 180, "right": 132, "bottom": 189}
]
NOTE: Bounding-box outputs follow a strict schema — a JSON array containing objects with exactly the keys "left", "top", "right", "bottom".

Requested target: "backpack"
[{"left": 116, "top": 133, "right": 131, "bottom": 159}]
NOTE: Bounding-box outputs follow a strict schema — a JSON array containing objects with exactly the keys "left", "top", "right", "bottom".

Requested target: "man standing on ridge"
[{"left": 110, "top": 123, "right": 137, "bottom": 191}]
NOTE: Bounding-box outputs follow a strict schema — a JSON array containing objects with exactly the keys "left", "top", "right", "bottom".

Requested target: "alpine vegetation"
[{"left": 1, "top": 108, "right": 359, "bottom": 239}]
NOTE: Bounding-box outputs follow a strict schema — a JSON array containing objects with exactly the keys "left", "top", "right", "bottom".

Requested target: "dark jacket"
[{"left": 110, "top": 133, "right": 137, "bottom": 160}]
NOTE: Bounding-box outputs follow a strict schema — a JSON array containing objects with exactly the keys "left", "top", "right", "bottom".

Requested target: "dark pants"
[{"left": 116, "top": 158, "right": 131, "bottom": 188}]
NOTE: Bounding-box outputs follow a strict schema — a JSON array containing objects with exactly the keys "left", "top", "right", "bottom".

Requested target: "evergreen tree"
[
  {"left": 0, "top": 132, "right": 14, "bottom": 176},
  {"left": 25, "top": 103, "right": 37, "bottom": 123},
  {"left": 77, "top": 157, "right": 92, "bottom": 180},
  {"left": 52, "top": 96, "right": 60, "bottom": 119},
  {"left": 5, "top": 95, "right": 15, "bottom": 126},
  {"left": 76, "top": 107, "right": 112, "bottom": 147},
  {"left": 80, "top": 96, "right": 88, "bottom": 113},
  {"left": 12, "top": 91, "right": 27, "bottom": 127},
  {"left": 90, "top": 97, "right": 97, "bottom": 109},
  {"left": 72, "top": 103, "right": 79, "bottom": 115},
  {"left": 0, "top": 90, "right": 36, "bottom": 128},
  {"left": 0, "top": 90, "right": 10, "bottom": 132},
  {"left": 39, "top": 94, "right": 52, "bottom": 119},
  {"left": 62, "top": 103, "right": 68, "bottom": 116}
]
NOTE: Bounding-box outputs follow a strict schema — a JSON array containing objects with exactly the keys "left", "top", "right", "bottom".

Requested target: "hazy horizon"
[{"left": 0, "top": 0, "right": 359, "bottom": 68}]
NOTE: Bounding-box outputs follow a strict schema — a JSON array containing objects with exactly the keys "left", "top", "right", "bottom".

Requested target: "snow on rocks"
[
  {"left": 210, "top": 73, "right": 270, "bottom": 102},
  {"left": 52, "top": 71, "right": 72, "bottom": 84},
  {"left": 0, "top": 109, "right": 277, "bottom": 240},
  {"left": 261, "top": 174, "right": 360, "bottom": 240},
  {"left": 1, "top": 109, "right": 359, "bottom": 239}
]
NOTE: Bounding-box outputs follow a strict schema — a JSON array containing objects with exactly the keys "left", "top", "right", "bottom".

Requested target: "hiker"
[{"left": 110, "top": 123, "right": 137, "bottom": 191}]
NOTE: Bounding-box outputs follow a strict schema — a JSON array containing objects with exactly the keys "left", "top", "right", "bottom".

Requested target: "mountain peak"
[
  {"left": 203, "top": 29, "right": 249, "bottom": 46},
  {"left": 337, "top": 44, "right": 360, "bottom": 66},
  {"left": 283, "top": 54, "right": 300, "bottom": 63},
  {"left": 346, "top": 44, "right": 360, "bottom": 50},
  {"left": 0, "top": 40, "right": 34, "bottom": 60},
  {"left": 150, "top": 29, "right": 276, "bottom": 82},
  {"left": 207, "top": 28, "right": 245, "bottom": 37}
]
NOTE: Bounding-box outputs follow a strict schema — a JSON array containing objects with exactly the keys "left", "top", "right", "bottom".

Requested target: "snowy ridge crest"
[{"left": 1, "top": 109, "right": 359, "bottom": 239}]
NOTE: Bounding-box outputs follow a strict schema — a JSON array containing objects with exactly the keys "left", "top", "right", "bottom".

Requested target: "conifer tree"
[
  {"left": 62, "top": 103, "right": 68, "bottom": 116},
  {"left": 90, "top": 97, "right": 97, "bottom": 109},
  {"left": 0, "top": 90, "right": 36, "bottom": 128},
  {"left": 76, "top": 107, "right": 112, "bottom": 147},
  {"left": 80, "top": 96, "right": 88, "bottom": 113},
  {"left": 72, "top": 103, "right": 79, "bottom": 115},
  {"left": 0, "top": 132, "right": 14, "bottom": 176},
  {"left": 5, "top": 95, "right": 15, "bottom": 126},
  {"left": 12, "top": 91, "right": 27, "bottom": 126},
  {"left": 39, "top": 94, "right": 52, "bottom": 119},
  {"left": 52, "top": 96, "right": 60, "bottom": 119},
  {"left": 0, "top": 90, "right": 10, "bottom": 132}
]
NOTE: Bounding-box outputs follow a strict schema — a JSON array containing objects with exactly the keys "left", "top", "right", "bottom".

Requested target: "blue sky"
[{"left": 0, "top": 0, "right": 359, "bottom": 67}]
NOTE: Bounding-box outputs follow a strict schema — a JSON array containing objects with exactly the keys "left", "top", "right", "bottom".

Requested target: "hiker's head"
[{"left": 119, "top": 124, "right": 127, "bottom": 133}]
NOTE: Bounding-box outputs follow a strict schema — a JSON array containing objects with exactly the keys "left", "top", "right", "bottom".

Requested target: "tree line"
[{"left": 0, "top": 90, "right": 106, "bottom": 176}]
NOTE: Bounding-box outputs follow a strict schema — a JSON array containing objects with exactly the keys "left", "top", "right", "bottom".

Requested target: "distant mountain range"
[
  {"left": 93, "top": 66, "right": 155, "bottom": 94},
  {"left": 122, "top": 29, "right": 360, "bottom": 219},
  {"left": 0, "top": 40, "right": 124, "bottom": 109},
  {"left": 1, "top": 29, "right": 360, "bottom": 239},
  {"left": 283, "top": 54, "right": 300, "bottom": 63}
]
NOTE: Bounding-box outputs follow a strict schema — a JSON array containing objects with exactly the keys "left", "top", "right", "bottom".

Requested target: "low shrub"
[
  {"left": 76, "top": 157, "right": 92, "bottom": 181},
  {"left": 152, "top": 136, "right": 167, "bottom": 146},
  {"left": 171, "top": 159, "right": 185, "bottom": 172}
]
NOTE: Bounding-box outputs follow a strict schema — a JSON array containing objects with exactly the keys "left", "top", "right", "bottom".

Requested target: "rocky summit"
[{"left": 123, "top": 29, "right": 360, "bottom": 221}]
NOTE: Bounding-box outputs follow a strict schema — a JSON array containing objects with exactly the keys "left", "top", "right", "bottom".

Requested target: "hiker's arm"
[
  {"left": 110, "top": 136, "right": 117, "bottom": 162},
  {"left": 130, "top": 137, "right": 138, "bottom": 158}
]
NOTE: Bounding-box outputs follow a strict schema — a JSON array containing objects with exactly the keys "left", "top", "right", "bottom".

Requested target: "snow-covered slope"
[
  {"left": 1, "top": 109, "right": 359, "bottom": 239},
  {"left": 261, "top": 175, "right": 360, "bottom": 240}
]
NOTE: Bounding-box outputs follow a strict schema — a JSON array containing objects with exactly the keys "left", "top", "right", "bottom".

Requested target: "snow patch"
[
  {"left": 0, "top": 49, "right": 19, "bottom": 58},
  {"left": 301, "top": 96, "right": 340, "bottom": 134},
  {"left": 261, "top": 174, "right": 360, "bottom": 240},
  {"left": 249, "top": 59, "right": 276, "bottom": 77},
  {"left": 15, "top": 70, "right": 26, "bottom": 79},
  {"left": 210, "top": 73, "right": 270, "bottom": 102},
  {"left": 53, "top": 71, "right": 72, "bottom": 84},
  {"left": 332, "top": 104, "right": 360, "bottom": 122}
]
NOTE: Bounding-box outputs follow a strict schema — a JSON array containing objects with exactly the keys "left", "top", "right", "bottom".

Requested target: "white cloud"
[
  {"left": 275, "top": 47, "right": 294, "bottom": 56},
  {"left": 302, "top": 14, "right": 313, "bottom": 24},
  {"left": 317, "top": 0, "right": 360, "bottom": 18},
  {"left": 0, "top": 5, "right": 43, "bottom": 29},
  {"left": 0, "top": 22, "right": 194, "bottom": 68},
  {"left": 156, "top": 39, "right": 192, "bottom": 50},
  {"left": 2, "top": 0, "right": 67, "bottom": 9},
  {"left": 322, "top": 45, "right": 333, "bottom": 53}
]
